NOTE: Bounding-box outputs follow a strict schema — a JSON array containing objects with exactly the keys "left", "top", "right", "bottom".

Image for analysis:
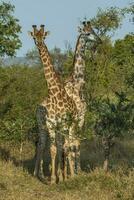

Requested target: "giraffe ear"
[
  {"left": 28, "top": 31, "right": 33, "bottom": 37},
  {"left": 78, "top": 26, "right": 82, "bottom": 33},
  {"left": 45, "top": 31, "right": 50, "bottom": 36}
]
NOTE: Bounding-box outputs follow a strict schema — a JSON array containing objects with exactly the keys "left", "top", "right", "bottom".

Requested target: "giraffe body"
[
  {"left": 64, "top": 21, "right": 101, "bottom": 172},
  {"left": 30, "top": 25, "right": 77, "bottom": 183}
]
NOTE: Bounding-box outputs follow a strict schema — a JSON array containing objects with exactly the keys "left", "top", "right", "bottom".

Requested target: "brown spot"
[
  {"left": 42, "top": 57, "right": 47, "bottom": 62},
  {"left": 52, "top": 104, "right": 55, "bottom": 109},
  {"left": 54, "top": 98, "right": 58, "bottom": 104},
  {"left": 54, "top": 87, "right": 59, "bottom": 93},
  {"left": 60, "top": 108, "right": 65, "bottom": 113},
  {"left": 63, "top": 98, "right": 67, "bottom": 103},
  {"left": 58, "top": 101, "right": 63, "bottom": 107},
  {"left": 51, "top": 110, "right": 55, "bottom": 115},
  {"left": 51, "top": 87, "right": 59, "bottom": 94},
  {"left": 52, "top": 98, "right": 54, "bottom": 103},
  {"left": 57, "top": 92, "right": 62, "bottom": 100},
  {"left": 45, "top": 68, "right": 51, "bottom": 73},
  {"left": 78, "top": 60, "right": 83, "bottom": 65},
  {"left": 45, "top": 73, "right": 53, "bottom": 79},
  {"left": 46, "top": 104, "right": 50, "bottom": 109}
]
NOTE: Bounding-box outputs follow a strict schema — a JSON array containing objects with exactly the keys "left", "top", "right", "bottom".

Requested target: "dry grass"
[
  {"left": 0, "top": 137, "right": 134, "bottom": 200},
  {"left": 0, "top": 160, "right": 134, "bottom": 200}
]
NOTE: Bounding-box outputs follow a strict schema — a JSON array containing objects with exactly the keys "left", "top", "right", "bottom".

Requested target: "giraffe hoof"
[
  {"left": 56, "top": 175, "right": 64, "bottom": 183},
  {"left": 50, "top": 176, "right": 56, "bottom": 184},
  {"left": 33, "top": 170, "right": 38, "bottom": 177}
]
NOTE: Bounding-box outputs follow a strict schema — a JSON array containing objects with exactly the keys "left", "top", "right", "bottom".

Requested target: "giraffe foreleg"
[
  {"left": 56, "top": 134, "right": 65, "bottom": 183},
  {"left": 74, "top": 141, "right": 81, "bottom": 174},
  {"left": 34, "top": 105, "right": 47, "bottom": 181},
  {"left": 64, "top": 139, "right": 75, "bottom": 178},
  {"left": 68, "top": 148, "right": 75, "bottom": 177},
  {"left": 62, "top": 138, "right": 69, "bottom": 181},
  {"left": 34, "top": 133, "right": 47, "bottom": 181},
  {"left": 50, "top": 142, "right": 57, "bottom": 184}
]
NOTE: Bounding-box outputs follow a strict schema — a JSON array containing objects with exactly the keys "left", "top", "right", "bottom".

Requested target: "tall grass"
[{"left": 0, "top": 137, "right": 134, "bottom": 200}]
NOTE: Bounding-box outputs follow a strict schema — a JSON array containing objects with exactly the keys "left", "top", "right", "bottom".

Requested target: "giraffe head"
[
  {"left": 78, "top": 21, "right": 101, "bottom": 44},
  {"left": 29, "top": 25, "right": 50, "bottom": 46}
]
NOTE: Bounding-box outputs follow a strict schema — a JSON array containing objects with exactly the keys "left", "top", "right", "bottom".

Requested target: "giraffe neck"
[
  {"left": 37, "top": 43, "right": 60, "bottom": 89},
  {"left": 64, "top": 34, "right": 87, "bottom": 122},
  {"left": 64, "top": 34, "right": 87, "bottom": 100},
  {"left": 72, "top": 34, "right": 86, "bottom": 84}
]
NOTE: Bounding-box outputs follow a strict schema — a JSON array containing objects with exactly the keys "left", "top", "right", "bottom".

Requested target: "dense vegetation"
[
  {"left": 0, "top": 2, "right": 21, "bottom": 57},
  {"left": 0, "top": 1, "right": 134, "bottom": 199}
]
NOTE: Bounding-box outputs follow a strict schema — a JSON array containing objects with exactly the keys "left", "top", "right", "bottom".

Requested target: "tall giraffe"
[
  {"left": 64, "top": 21, "right": 102, "bottom": 172},
  {"left": 29, "top": 25, "right": 77, "bottom": 183}
]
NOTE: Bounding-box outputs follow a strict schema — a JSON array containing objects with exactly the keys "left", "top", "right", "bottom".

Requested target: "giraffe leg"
[
  {"left": 34, "top": 133, "right": 47, "bottom": 181},
  {"left": 62, "top": 150, "right": 67, "bottom": 181},
  {"left": 56, "top": 140, "right": 62, "bottom": 183},
  {"left": 34, "top": 141, "right": 40, "bottom": 177},
  {"left": 34, "top": 105, "right": 47, "bottom": 181},
  {"left": 67, "top": 125, "right": 76, "bottom": 177},
  {"left": 63, "top": 139, "right": 69, "bottom": 180},
  {"left": 64, "top": 141, "right": 75, "bottom": 178},
  {"left": 68, "top": 150, "right": 75, "bottom": 177},
  {"left": 50, "top": 143, "right": 57, "bottom": 184},
  {"left": 38, "top": 133, "right": 46, "bottom": 180},
  {"left": 75, "top": 143, "right": 81, "bottom": 174}
]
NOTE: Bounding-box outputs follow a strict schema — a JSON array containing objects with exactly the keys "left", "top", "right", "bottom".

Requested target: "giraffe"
[
  {"left": 29, "top": 25, "right": 77, "bottom": 183},
  {"left": 64, "top": 21, "right": 102, "bottom": 173}
]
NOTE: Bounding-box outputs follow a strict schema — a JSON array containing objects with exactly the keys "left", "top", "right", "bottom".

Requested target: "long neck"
[
  {"left": 72, "top": 35, "right": 86, "bottom": 84},
  {"left": 37, "top": 42, "right": 60, "bottom": 89}
]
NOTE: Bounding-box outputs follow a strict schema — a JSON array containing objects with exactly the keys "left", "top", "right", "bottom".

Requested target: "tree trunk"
[
  {"left": 19, "top": 141, "right": 23, "bottom": 166},
  {"left": 103, "top": 158, "right": 109, "bottom": 172},
  {"left": 102, "top": 137, "right": 110, "bottom": 172}
]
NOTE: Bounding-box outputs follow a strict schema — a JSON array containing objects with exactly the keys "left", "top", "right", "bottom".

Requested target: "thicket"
[{"left": 0, "top": 2, "right": 134, "bottom": 170}]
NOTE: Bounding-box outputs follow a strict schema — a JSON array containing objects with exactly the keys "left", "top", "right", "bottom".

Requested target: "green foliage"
[
  {"left": 0, "top": 5, "right": 133, "bottom": 168},
  {"left": 90, "top": 7, "right": 124, "bottom": 37},
  {"left": 26, "top": 46, "right": 70, "bottom": 80},
  {"left": 26, "top": 48, "right": 42, "bottom": 67},
  {"left": 121, "top": 2, "right": 134, "bottom": 22},
  {"left": 50, "top": 47, "right": 67, "bottom": 74},
  {"left": 85, "top": 38, "right": 114, "bottom": 99},
  {"left": 0, "top": 66, "right": 47, "bottom": 142},
  {"left": 0, "top": 156, "right": 134, "bottom": 200},
  {"left": 62, "top": 50, "right": 74, "bottom": 79},
  {"left": 0, "top": 1, "right": 21, "bottom": 57},
  {"left": 113, "top": 34, "right": 134, "bottom": 93},
  {"left": 92, "top": 92, "right": 133, "bottom": 139}
]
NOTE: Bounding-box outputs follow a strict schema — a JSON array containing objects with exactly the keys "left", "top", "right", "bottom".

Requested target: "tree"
[
  {"left": 26, "top": 48, "right": 42, "bottom": 67},
  {"left": 50, "top": 47, "right": 67, "bottom": 74},
  {"left": 121, "top": 2, "right": 134, "bottom": 23},
  {"left": 0, "top": 66, "right": 47, "bottom": 143},
  {"left": 113, "top": 34, "right": 134, "bottom": 94},
  {"left": 82, "top": 6, "right": 134, "bottom": 171},
  {"left": 90, "top": 7, "right": 124, "bottom": 37},
  {"left": 91, "top": 92, "right": 133, "bottom": 171},
  {"left": 26, "top": 46, "right": 67, "bottom": 69},
  {"left": 0, "top": 1, "right": 22, "bottom": 57}
]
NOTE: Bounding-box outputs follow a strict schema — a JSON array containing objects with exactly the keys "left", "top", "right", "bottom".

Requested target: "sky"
[{"left": 6, "top": 0, "right": 134, "bottom": 56}]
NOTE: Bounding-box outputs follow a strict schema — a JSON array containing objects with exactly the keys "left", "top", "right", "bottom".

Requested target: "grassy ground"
[{"left": 0, "top": 137, "right": 134, "bottom": 200}]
